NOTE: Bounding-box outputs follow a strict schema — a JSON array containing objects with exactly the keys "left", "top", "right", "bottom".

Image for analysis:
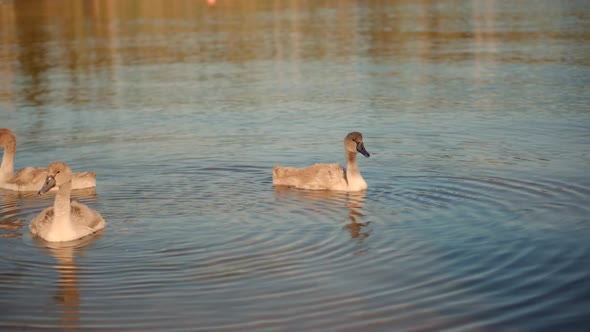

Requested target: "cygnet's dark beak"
[
  {"left": 38, "top": 175, "right": 56, "bottom": 196},
  {"left": 357, "top": 141, "right": 370, "bottom": 158}
]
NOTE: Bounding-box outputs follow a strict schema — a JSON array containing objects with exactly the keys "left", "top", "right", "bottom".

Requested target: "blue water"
[{"left": 1, "top": 0, "right": 589, "bottom": 331}]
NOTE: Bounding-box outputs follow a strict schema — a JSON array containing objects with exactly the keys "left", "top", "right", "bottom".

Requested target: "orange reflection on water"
[
  {"left": 0, "top": 0, "right": 586, "bottom": 109},
  {"left": 35, "top": 233, "right": 104, "bottom": 330}
]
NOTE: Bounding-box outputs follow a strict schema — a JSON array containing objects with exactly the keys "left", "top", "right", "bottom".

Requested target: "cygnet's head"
[
  {"left": 38, "top": 162, "right": 73, "bottom": 195},
  {"left": 344, "top": 132, "right": 370, "bottom": 158},
  {"left": 0, "top": 128, "right": 16, "bottom": 148}
]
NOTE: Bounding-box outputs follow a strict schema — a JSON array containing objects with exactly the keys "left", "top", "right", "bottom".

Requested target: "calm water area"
[{"left": 1, "top": 0, "right": 589, "bottom": 330}]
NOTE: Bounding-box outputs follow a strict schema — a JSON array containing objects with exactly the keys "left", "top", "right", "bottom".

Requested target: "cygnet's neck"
[
  {"left": 0, "top": 143, "right": 15, "bottom": 178},
  {"left": 345, "top": 150, "right": 366, "bottom": 191},
  {"left": 49, "top": 180, "right": 74, "bottom": 237},
  {"left": 345, "top": 150, "right": 360, "bottom": 176}
]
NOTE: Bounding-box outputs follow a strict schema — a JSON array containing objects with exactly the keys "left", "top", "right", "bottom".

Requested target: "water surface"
[{"left": 1, "top": 0, "right": 589, "bottom": 331}]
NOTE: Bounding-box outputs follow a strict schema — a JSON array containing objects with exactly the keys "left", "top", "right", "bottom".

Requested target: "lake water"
[{"left": 1, "top": 0, "right": 589, "bottom": 330}]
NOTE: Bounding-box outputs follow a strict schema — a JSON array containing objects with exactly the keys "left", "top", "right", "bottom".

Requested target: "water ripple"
[
  {"left": 1, "top": 165, "right": 589, "bottom": 331},
  {"left": 2, "top": 0, "right": 589, "bottom": 327}
]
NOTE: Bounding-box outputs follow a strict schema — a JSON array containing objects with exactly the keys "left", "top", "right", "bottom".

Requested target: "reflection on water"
[
  {"left": 345, "top": 192, "right": 370, "bottom": 242},
  {"left": 273, "top": 187, "right": 371, "bottom": 242},
  {"left": 0, "top": 0, "right": 588, "bottom": 110},
  {"left": 0, "top": 189, "right": 39, "bottom": 238},
  {"left": 0, "top": 0, "right": 589, "bottom": 331},
  {"left": 0, "top": 218, "right": 23, "bottom": 238},
  {"left": 35, "top": 233, "right": 103, "bottom": 330},
  {"left": 0, "top": 189, "right": 25, "bottom": 238}
]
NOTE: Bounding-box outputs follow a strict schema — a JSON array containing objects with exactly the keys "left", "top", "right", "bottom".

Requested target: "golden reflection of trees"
[
  {"left": 13, "top": 1, "right": 51, "bottom": 107},
  {"left": 0, "top": 2, "right": 17, "bottom": 109},
  {"left": 0, "top": 0, "right": 585, "bottom": 67},
  {"left": 0, "top": 0, "right": 586, "bottom": 106}
]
